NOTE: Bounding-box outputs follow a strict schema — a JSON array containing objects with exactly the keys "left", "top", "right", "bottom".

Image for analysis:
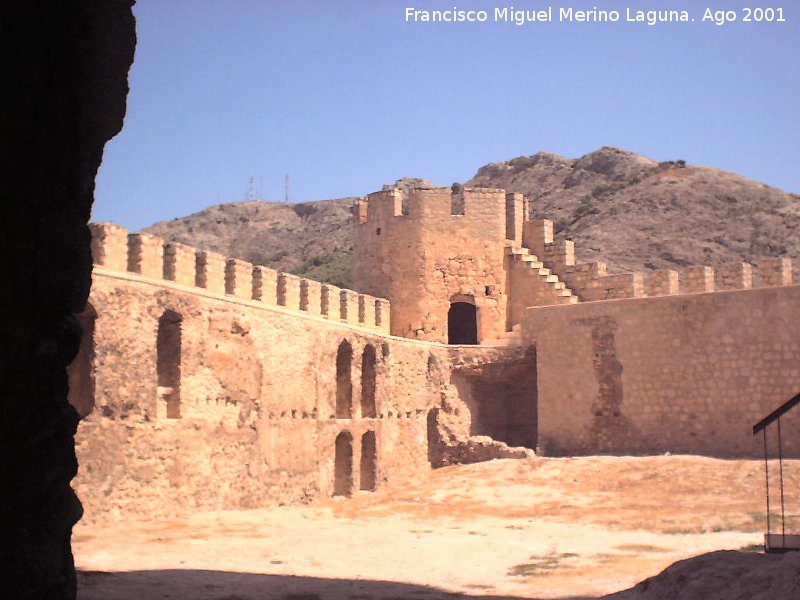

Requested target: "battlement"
[
  {"left": 571, "top": 258, "right": 792, "bottom": 301},
  {"left": 522, "top": 219, "right": 795, "bottom": 302},
  {"left": 355, "top": 186, "right": 523, "bottom": 244},
  {"left": 88, "top": 223, "right": 390, "bottom": 333}
]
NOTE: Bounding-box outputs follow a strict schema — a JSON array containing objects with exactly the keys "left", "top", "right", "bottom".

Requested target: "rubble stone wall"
[{"left": 73, "top": 268, "right": 444, "bottom": 522}]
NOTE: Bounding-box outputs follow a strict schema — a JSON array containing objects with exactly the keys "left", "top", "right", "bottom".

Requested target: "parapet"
[
  {"left": 196, "top": 250, "right": 226, "bottom": 294},
  {"left": 357, "top": 189, "right": 403, "bottom": 223},
  {"left": 564, "top": 258, "right": 794, "bottom": 302},
  {"left": 89, "top": 223, "right": 128, "bottom": 271},
  {"left": 523, "top": 219, "right": 575, "bottom": 272},
  {"left": 644, "top": 270, "right": 679, "bottom": 297},
  {"left": 760, "top": 258, "right": 793, "bottom": 287},
  {"left": 89, "top": 223, "right": 390, "bottom": 333},
  {"left": 355, "top": 186, "right": 513, "bottom": 241},
  {"left": 127, "top": 233, "right": 163, "bottom": 279},
  {"left": 278, "top": 273, "right": 302, "bottom": 308},
  {"left": 300, "top": 279, "right": 322, "bottom": 316},
  {"left": 164, "top": 242, "right": 196, "bottom": 287},
  {"left": 718, "top": 262, "right": 753, "bottom": 291},
  {"left": 226, "top": 258, "right": 253, "bottom": 299},
  {"left": 252, "top": 266, "right": 278, "bottom": 304},
  {"left": 505, "top": 192, "right": 525, "bottom": 243},
  {"left": 521, "top": 219, "right": 796, "bottom": 303}
]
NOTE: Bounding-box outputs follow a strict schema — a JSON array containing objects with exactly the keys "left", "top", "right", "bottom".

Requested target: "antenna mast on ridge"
[
  {"left": 285, "top": 174, "right": 290, "bottom": 203},
  {"left": 246, "top": 176, "right": 260, "bottom": 201}
]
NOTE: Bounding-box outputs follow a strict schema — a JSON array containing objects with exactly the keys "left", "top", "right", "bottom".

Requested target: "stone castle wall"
[
  {"left": 72, "top": 190, "right": 800, "bottom": 524},
  {"left": 524, "top": 283, "right": 800, "bottom": 457},
  {"left": 90, "top": 222, "right": 391, "bottom": 332},
  {"left": 75, "top": 268, "right": 437, "bottom": 522},
  {"left": 72, "top": 224, "right": 533, "bottom": 523},
  {"left": 521, "top": 218, "right": 795, "bottom": 301}
]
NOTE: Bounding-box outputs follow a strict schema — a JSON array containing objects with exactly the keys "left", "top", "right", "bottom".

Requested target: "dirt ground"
[{"left": 74, "top": 455, "right": 799, "bottom": 600}]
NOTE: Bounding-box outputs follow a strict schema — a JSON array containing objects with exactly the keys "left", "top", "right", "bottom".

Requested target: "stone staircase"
[
  {"left": 507, "top": 244, "right": 579, "bottom": 304},
  {"left": 480, "top": 245, "right": 579, "bottom": 347}
]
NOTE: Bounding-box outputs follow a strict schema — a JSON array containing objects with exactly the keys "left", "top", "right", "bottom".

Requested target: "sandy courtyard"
[{"left": 74, "top": 455, "right": 798, "bottom": 599}]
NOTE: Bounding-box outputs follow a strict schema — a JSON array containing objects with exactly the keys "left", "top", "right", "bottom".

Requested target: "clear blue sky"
[{"left": 93, "top": 0, "right": 800, "bottom": 231}]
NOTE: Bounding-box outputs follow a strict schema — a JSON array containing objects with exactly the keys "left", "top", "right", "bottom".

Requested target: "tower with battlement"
[
  {"left": 354, "top": 186, "right": 524, "bottom": 343},
  {"left": 353, "top": 186, "right": 581, "bottom": 344}
]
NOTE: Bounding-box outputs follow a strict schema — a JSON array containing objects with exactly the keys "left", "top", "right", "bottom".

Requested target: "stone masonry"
[{"left": 71, "top": 185, "right": 800, "bottom": 523}]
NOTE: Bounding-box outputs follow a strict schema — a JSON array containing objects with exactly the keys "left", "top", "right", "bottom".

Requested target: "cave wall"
[{"left": 0, "top": 2, "right": 135, "bottom": 598}]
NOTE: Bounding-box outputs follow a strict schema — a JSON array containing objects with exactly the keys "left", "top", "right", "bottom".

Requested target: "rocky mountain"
[
  {"left": 142, "top": 148, "right": 799, "bottom": 288},
  {"left": 468, "top": 146, "right": 800, "bottom": 274}
]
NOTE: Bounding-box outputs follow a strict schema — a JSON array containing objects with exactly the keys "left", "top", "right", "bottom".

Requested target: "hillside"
[
  {"left": 144, "top": 198, "right": 356, "bottom": 288},
  {"left": 142, "top": 148, "right": 800, "bottom": 288},
  {"left": 468, "top": 146, "right": 800, "bottom": 273}
]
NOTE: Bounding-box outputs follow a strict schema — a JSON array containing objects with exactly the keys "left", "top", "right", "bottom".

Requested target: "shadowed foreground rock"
[
  {"left": 0, "top": 1, "right": 135, "bottom": 598},
  {"left": 605, "top": 550, "right": 800, "bottom": 600}
]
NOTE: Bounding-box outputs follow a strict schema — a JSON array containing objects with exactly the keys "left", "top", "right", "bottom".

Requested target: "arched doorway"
[
  {"left": 361, "top": 344, "right": 377, "bottom": 418},
  {"left": 157, "top": 310, "right": 182, "bottom": 419},
  {"left": 360, "top": 431, "right": 377, "bottom": 491},
  {"left": 333, "top": 431, "right": 353, "bottom": 497},
  {"left": 67, "top": 303, "right": 97, "bottom": 418},
  {"left": 448, "top": 302, "right": 477, "bottom": 345},
  {"left": 336, "top": 340, "right": 353, "bottom": 418}
]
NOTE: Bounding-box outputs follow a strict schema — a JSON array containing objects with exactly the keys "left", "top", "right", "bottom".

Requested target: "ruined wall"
[
  {"left": 75, "top": 268, "right": 440, "bottom": 522},
  {"left": 354, "top": 187, "right": 523, "bottom": 343},
  {"left": 525, "top": 284, "right": 800, "bottom": 457},
  {"left": 448, "top": 346, "right": 538, "bottom": 449},
  {"left": 427, "top": 346, "right": 537, "bottom": 466},
  {"left": 73, "top": 225, "right": 534, "bottom": 523},
  {"left": 72, "top": 226, "right": 451, "bottom": 522}
]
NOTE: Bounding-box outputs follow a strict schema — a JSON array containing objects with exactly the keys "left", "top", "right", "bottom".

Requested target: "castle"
[{"left": 71, "top": 186, "right": 800, "bottom": 521}]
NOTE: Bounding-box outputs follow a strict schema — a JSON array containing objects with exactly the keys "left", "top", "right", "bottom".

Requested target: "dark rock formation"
[
  {"left": 604, "top": 549, "right": 800, "bottom": 600},
  {"left": 0, "top": 2, "right": 135, "bottom": 598}
]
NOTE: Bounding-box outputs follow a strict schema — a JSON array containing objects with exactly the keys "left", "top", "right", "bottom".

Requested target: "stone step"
[
  {"left": 510, "top": 244, "right": 581, "bottom": 305},
  {"left": 523, "top": 259, "right": 544, "bottom": 269}
]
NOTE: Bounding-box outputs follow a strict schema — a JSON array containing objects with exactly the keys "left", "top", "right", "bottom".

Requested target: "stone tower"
[{"left": 353, "top": 186, "right": 526, "bottom": 344}]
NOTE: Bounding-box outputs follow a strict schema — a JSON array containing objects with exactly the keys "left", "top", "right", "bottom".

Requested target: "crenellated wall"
[
  {"left": 73, "top": 186, "right": 800, "bottom": 524},
  {"left": 89, "top": 222, "right": 390, "bottom": 333},
  {"left": 520, "top": 218, "right": 794, "bottom": 302},
  {"left": 72, "top": 222, "right": 535, "bottom": 523}
]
